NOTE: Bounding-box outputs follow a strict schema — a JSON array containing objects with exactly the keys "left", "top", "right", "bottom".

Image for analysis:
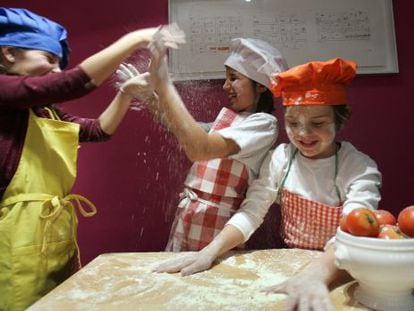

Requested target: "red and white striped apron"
[
  {"left": 279, "top": 147, "right": 343, "bottom": 250},
  {"left": 166, "top": 108, "right": 249, "bottom": 251}
]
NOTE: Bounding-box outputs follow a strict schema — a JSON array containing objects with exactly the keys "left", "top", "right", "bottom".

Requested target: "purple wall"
[{"left": 3, "top": 1, "right": 414, "bottom": 264}]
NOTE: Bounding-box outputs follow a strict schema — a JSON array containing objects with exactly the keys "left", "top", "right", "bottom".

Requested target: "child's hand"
[
  {"left": 262, "top": 272, "right": 334, "bottom": 311},
  {"left": 116, "top": 63, "right": 157, "bottom": 104},
  {"left": 152, "top": 251, "right": 215, "bottom": 276},
  {"left": 147, "top": 54, "right": 170, "bottom": 91},
  {"left": 152, "top": 23, "right": 186, "bottom": 51},
  {"left": 148, "top": 24, "right": 185, "bottom": 90}
]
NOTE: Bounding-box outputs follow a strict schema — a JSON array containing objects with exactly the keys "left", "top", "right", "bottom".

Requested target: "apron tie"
[
  {"left": 179, "top": 188, "right": 235, "bottom": 211},
  {"left": 40, "top": 194, "right": 97, "bottom": 269},
  {"left": 1, "top": 193, "right": 96, "bottom": 269}
]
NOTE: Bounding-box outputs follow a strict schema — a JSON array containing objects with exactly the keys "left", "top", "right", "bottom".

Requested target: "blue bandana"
[{"left": 0, "top": 8, "right": 69, "bottom": 68}]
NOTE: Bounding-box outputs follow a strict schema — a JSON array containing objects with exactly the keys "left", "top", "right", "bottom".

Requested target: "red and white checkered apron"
[
  {"left": 278, "top": 147, "right": 343, "bottom": 250},
  {"left": 166, "top": 108, "right": 249, "bottom": 251}
]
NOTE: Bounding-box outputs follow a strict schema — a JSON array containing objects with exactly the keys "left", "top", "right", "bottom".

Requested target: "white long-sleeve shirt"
[
  {"left": 227, "top": 142, "right": 382, "bottom": 241},
  {"left": 200, "top": 111, "right": 278, "bottom": 183}
]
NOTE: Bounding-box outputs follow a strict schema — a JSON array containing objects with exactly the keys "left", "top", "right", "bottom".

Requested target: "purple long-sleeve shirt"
[{"left": 0, "top": 66, "right": 111, "bottom": 199}]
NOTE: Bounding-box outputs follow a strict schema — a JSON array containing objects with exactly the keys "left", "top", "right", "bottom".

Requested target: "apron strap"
[
  {"left": 278, "top": 144, "right": 342, "bottom": 203},
  {"left": 43, "top": 106, "right": 61, "bottom": 121},
  {"left": 333, "top": 143, "right": 342, "bottom": 202},
  {"left": 277, "top": 148, "right": 298, "bottom": 202},
  {"left": 1, "top": 193, "right": 97, "bottom": 269}
]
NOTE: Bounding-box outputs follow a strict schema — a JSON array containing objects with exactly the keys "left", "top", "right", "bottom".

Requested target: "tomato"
[
  {"left": 397, "top": 205, "right": 414, "bottom": 237},
  {"left": 374, "top": 209, "right": 397, "bottom": 226},
  {"left": 339, "top": 216, "right": 348, "bottom": 232},
  {"left": 346, "top": 207, "right": 380, "bottom": 237},
  {"left": 378, "top": 224, "right": 407, "bottom": 239}
]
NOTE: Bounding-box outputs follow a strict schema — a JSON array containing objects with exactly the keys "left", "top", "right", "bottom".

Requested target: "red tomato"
[
  {"left": 339, "top": 216, "right": 349, "bottom": 232},
  {"left": 374, "top": 209, "right": 397, "bottom": 226},
  {"left": 397, "top": 205, "right": 414, "bottom": 237},
  {"left": 346, "top": 207, "right": 380, "bottom": 237},
  {"left": 378, "top": 224, "right": 407, "bottom": 239}
]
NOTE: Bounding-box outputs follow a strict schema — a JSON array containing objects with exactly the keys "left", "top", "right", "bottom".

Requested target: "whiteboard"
[{"left": 168, "top": 0, "right": 398, "bottom": 81}]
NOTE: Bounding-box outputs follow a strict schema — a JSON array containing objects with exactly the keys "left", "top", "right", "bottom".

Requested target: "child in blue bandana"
[{"left": 0, "top": 7, "right": 182, "bottom": 310}]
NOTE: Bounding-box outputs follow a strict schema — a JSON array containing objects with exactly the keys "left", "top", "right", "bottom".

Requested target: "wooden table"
[{"left": 28, "top": 249, "right": 369, "bottom": 311}]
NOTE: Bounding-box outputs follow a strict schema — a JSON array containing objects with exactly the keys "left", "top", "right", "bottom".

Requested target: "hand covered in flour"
[
  {"left": 116, "top": 63, "right": 158, "bottom": 106},
  {"left": 148, "top": 24, "right": 185, "bottom": 89},
  {"left": 262, "top": 245, "right": 346, "bottom": 311},
  {"left": 153, "top": 251, "right": 216, "bottom": 276},
  {"left": 148, "top": 53, "right": 170, "bottom": 91},
  {"left": 262, "top": 271, "right": 334, "bottom": 311},
  {"left": 152, "top": 23, "right": 186, "bottom": 51}
]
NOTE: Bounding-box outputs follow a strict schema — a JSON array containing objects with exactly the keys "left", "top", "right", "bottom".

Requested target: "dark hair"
[
  {"left": 333, "top": 105, "right": 351, "bottom": 130},
  {"left": 254, "top": 83, "right": 275, "bottom": 114}
]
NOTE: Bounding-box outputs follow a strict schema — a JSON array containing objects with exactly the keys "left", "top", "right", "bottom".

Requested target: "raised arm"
[
  {"left": 96, "top": 92, "right": 133, "bottom": 135},
  {"left": 155, "top": 78, "right": 239, "bottom": 161},
  {"left": 79, "top": 28, "right": 158, "bottom": 86},
  {"left": 147, "top": 45, "right": 239, "bottom": 161},
  {"left": 87, "top": 25, "right": 184, "bottom": 135}
]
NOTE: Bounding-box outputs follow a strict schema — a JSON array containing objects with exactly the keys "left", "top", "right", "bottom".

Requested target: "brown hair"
[{"left": 333, "top": 104, "right": 351, "bottom": 130}]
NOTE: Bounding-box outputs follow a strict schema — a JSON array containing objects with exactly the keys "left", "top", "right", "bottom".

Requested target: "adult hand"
[
  {"left": 262, "top": 272, "right": 334, "bottom": 311},
  {"left": 153, "top": 251, "right": 216, "bottom": 276}
]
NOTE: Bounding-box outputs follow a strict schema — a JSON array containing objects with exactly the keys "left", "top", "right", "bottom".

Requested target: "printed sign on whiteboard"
[{"left": 169, "top": 0, "right": 398, "bottom": 80}]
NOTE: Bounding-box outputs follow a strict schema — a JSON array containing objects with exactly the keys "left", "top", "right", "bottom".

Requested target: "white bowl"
[{"left": 335, "top": 228, "right": 414, "bottom": 311}]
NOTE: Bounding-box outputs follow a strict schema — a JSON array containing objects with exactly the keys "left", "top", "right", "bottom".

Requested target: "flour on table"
[{"left": 28, "top": 249, "right": 320, "bottom": 311}]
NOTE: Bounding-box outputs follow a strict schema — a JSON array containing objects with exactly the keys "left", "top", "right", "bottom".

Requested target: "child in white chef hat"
[
  {"left": 120, "top": 36, "right": 288, "bottom": 253},
  {"left": 153, "top": 58, "right": 382, "bottom": 311}
]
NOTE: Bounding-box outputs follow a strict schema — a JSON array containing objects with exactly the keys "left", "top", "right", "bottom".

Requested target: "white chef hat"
[{"left": 224, "top": 38, "right": 288, "bottom": 88}]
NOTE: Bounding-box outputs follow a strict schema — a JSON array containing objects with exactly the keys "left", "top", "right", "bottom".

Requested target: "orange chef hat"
[{"left": 270, "top": 58, "right": 357, "bottom": 106}]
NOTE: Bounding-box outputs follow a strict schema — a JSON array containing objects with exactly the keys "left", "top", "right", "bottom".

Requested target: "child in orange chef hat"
[
  {"left": 154, "top": 58, "right": 382, "bottom": 310},
  {"left": 255, "top": 58, "right": 383, "bottom": 310}
]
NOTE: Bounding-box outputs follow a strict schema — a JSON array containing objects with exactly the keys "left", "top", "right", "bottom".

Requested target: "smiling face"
[
  {"left": 285, "top": 105, "right": 337, "bottom": 159},
  {"left": 222, "top": 67, "right": 264, "bottom": 113},
  {"left": 2, "top": 47, "right": 61, "bottom": 76}
]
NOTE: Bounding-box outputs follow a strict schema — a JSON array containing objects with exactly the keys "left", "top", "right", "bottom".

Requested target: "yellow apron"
[{"left": 0, "top": 108, "right": 96, "bottom": 310}]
